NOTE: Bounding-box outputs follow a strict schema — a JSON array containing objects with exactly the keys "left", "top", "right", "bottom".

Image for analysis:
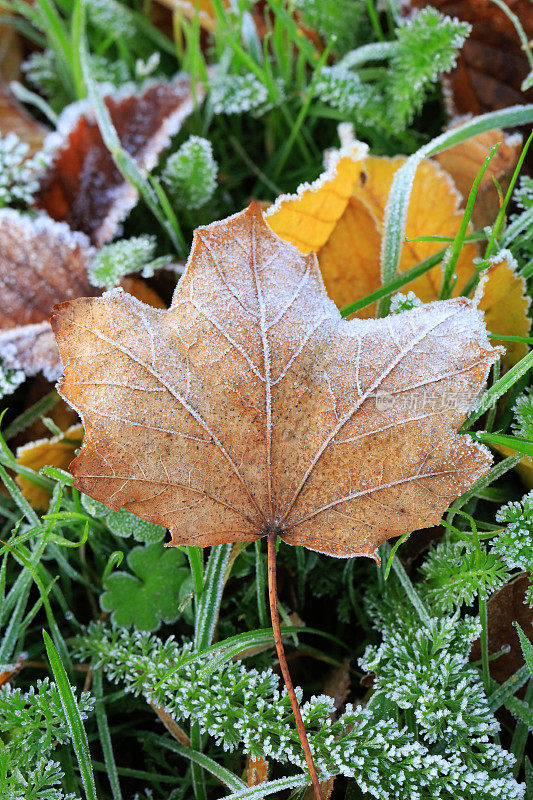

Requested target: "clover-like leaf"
[
  {"left": 101, "top": 542, "right": 188, "bottom": 631},
  {"left": 106, "top": 507, "right": 166, "bottom": 543}
]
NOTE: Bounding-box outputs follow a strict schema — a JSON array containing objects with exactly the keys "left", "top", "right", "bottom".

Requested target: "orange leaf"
[
  {"left": 246, "top": 755, "right": 268, "bottom": 786},
  {"left": 493, "top": 444, "right": 533, "bottom": 490},
  {"left": 266, "top": 141, "right": 368, "bottom": 254},
  {"left": 16, "top": 424, "right": 84, "bottom": 508},
  {"left": 52, "top": 203, "right": 499, "bottom": 558}
]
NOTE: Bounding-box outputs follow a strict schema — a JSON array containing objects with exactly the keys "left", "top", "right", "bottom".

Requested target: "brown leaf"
[
  {"left": 0, "top": 25, "right": 22, "bottom": 83},
  {"left": 0, "top": 82, "right": 47, "bottom": 154},
  {"left": 435, "top": 127, "right": 523, "bottom": 230},
  {"left": 411, "top": 0, "right": 533, "bottom": 114},
  {"left": 35, "top": 77, "right": 202, "bottom": 246},
  {"left": 52, "top": 203, "right": 499, "bottom": 558},
  {"left": 470, "top": 574, "right": 533, "bottom": 685},
  {"left": 0, "top": 209, "right": 96, "bottom": 380},
  {"left": 302, "top": 777, "right": 335, "bottom": 800}
]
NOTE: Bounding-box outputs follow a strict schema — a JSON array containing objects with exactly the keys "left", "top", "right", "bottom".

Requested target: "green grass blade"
[
  {"left": 43, "top": 630, "right": 98, "bottom": 800},
  {"left": 470, "top": 432, "right": 533, "bottom": 456},
  {"left": 156, "top": 735, "right": 247, "bottom": 792},
  {"left": 225, "top": 775, "right": 309, "bottom": 799},
  {"left": 93, "top": 669, "right": 123, "bottom": 800},
  {"left": 194, "top": 543, "right": 233, "bottom": 651}
]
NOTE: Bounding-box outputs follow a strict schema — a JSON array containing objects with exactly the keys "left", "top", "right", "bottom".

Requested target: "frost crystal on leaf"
[
  {"left": 163, "top": 136, "right": 218, "bottom": 209},
  {"left": 0, "top": 133, "right": 48, "bottom": 208},
  {"left": 511, "top": 388, "right": 533, "bottom": 440},
  {"left": 390, "top": 291, "right": 422, "bottom": 314},
  {"left": 210, "top": 73, "right": 270, "bottom": 115},
  {"left": 79, "top": 623, "right": 525, "bottom": 800},
  {"left": 494, "top": 491, "right": 533, "bottom": 575},
  {"left": 88, "top": 236, "right": 157, "bottom": 288},
  {"left": 0, "top": 209, "right": 96, "bottom": 380},
  {"left": 36, "top": 77, "right": 202, "bottom": 246}
]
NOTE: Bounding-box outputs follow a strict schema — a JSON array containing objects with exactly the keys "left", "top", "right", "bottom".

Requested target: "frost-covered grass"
[{"left": 1, "top": 1, "right": 533, "bottom": 799}]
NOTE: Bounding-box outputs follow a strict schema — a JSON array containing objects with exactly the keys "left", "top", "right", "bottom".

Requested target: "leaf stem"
[{"left": 267, "top": 531, "right": 323, "bottom": 800}]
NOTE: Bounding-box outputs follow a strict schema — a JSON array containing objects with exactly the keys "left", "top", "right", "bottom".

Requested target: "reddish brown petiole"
[{"left": 267, "top": 530, "right": 324, "bottom": 800}]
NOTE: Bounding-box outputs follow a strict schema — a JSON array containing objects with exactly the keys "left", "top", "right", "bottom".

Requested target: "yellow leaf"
[
  {"left": 477, "top": 251, "right": 530, "bottom": 367},
  {"left": 493, "top": 444, "right": 533, "bottom": 490},
  {"left": 16, "top": 424, "right": 84, "bottom": 508},
  {"left": 266, "top": 141, "right": 368, "bottom": 255}
]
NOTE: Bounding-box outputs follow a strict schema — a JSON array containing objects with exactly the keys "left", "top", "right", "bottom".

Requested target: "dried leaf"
[
  {"left": 470, "top": 574, "right": 533, "bottom": 685},
  {"left": 53, "top": 203, "right": 499, "bottom": 558},
  {"left": 35, "top": 77, "right": 202, "bottom": 246},
  {"left": 0, "top": 82, "right": 47, "bottom": 154},
  {"left": 0, "top": 25, "right": 22, "bottom": 83},
  {"left": 0, "top": 211, "right": 167, "bottom": 382},
  {"left": 411, "top": 0, "right": 533, "bottom": 114},
  {"left": 435, "top": 127, "right": 523, "bottom": 229},
  {"left": 0, "top": 209, "right": 96, "bottom": 380},
  {"left": 16, "top": 424, "right": 84, "bottom": 508},
  {"left": 267, "top": 150, "right": 477, "bottom": 316},
  {"left": 476, "top": 251, "right": 530, "bottom": 367}
]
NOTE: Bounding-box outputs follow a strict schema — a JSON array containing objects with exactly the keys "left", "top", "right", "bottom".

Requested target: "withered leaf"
[
  {"left": 35, "top": 77, "right": 202, "bottom": 247},
  {"left": 470, "top": 574, "right": 533, "bottom": 686},
  {"left": 53, "top": 204, "right": 499, "bottom": 558},
  {"left": 0, "top": 208, "right": 96, "bottom": 380},
  {"left": 0, "top": 82, "right": 48, "bottom": 154},
  {"left": 411, "top": 0, "right": 533, "bottom": 114}
]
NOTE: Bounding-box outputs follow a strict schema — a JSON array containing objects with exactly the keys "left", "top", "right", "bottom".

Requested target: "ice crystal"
[
  {"left": 314, "top": 66, "right": 378, "bottom": 119},
  {"left": 494, "top": 491, "right": 533, "bottom": 576},
  {"left": 0, "top": 678, "right": 92, "bottom": 800},
  {"left": 389, "top": 8, "right": 470, "bottom": 130},
  {"left": 0, "top": 361, "right": 25, "bottom": 399},
  {"left": 78, "top": 623, "right": 524, "bottom": 799},
  {"left": 87, "top": 235, "right": 157, "bottom": 288},
  {"left": 514, "top": 176, "right": 533, "bottom": 211},
  {"left": 23, "top": 49, "right": 130, "bottom": 103},
  {"left": 210, "top": 73, "right": 269, "bottom": 115},
  {"left": 0, "top": 133, "right": 48, "bottom": 208},
  {"left": 163, "top": 136, "right": 218, "bottom": 209},
  {"left": 86, "top": 0, "right": 137, "bottom": 41},
  {"left": 390, "top": 291, "right": 422, "bottom": 313},
  {"left": 360, "top": 613, "right": 499, "bottom": 747},
  {"left": 511, "top": 388, "right": 533, "bottom": 439}
]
